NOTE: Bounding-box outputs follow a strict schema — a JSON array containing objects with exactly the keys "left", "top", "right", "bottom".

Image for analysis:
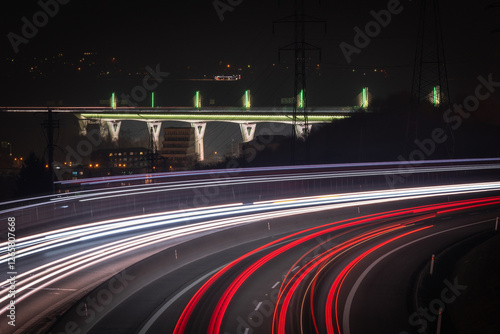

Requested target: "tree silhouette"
[{"left": 15, "top": 152, "right": 52, "bottom": 197}]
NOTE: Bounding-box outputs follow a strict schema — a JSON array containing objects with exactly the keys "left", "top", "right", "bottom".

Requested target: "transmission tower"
[
  {"left": 409, "top": 0, "right": 451, "bottom": 147},
  {"left": 275, "top": 0, "right": 325, "bottom": 163}
]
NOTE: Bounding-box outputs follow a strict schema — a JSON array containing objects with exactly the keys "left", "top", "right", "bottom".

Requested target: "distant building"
[
  {"left": 160, "top": 127, "right": 196, "bottom": 170},
  {"left": 90, "top": 147, "right": 152, "bottom": 174}
]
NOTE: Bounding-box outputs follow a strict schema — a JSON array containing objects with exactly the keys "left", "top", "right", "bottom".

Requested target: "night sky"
[{"left": 1, "top": 0, "right": 499, "bottom": 159}]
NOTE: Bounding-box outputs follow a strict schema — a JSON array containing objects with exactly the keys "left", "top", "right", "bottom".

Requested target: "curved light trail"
[
  {"left": 172, "top": 196, "right": 500, "bottom": 334},
  {"left": 1, "top": 170, "right": 500, "bottom": 334},
  {"left": 1, "top": 158, "right": 499, "bottom": 214},
  {"left": 3, "top": 182, "right": 500, "bottom": 264}
]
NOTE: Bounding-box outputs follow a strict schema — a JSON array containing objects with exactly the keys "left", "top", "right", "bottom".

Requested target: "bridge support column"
[
  {"left": 295, "top": 124, "right": 312, "bottom": 140},
  {"left": 100, "top": 122, "right": 109, "bottom": 141},
  {"left": 191, "top": 122, "right": 206, "bottom": 161},
  {"left": 240, "top": 123, "right": 257, "bottom": 142},
  {"left": 107, "top": 121, "right": 121, "bottom": 146},
  {"left": 78, "top": 119, "right": 90, "bottom": 136},
  {"left": 147, "top": 121, "right": 162, "bottom": 151}
]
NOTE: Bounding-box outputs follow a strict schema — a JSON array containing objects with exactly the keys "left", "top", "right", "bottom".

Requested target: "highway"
[
  {"left": 2, "top": 158, "right": 499, "bottom": 232},
  {"left": 45, "top": 194, "right": 499, "bottom": 334},
  {"left": 0, "top": 161, "right": 499, "bottom": 333}
]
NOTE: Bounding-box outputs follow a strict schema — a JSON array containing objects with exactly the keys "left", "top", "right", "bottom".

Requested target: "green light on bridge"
[
  {"left": 80, "top": 113, "right": 349, "bottom": 122},
  {"left": 433, "top": 86, "right": 439, "bottom": 107},
  {"left": 298, "top": 89, "right": 304, "bottom": 108},
  {"left": 362, "top": 87, "right": 368, "bottom": 108},
  {"left": 152, "top": 92, "right": 155, "bottom": 108},
  {"left": 195, "top": 91, "right": 201, "bottom": 108},
  {"left": 111, "top": 92, "right": 116, "bottom": 110},
  {"left": 245, "top": 90, "right": 251, "bottom": 109}
]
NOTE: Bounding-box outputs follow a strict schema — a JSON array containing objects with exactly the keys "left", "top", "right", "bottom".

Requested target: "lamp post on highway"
[
  {"left": 436, "top": 307, "right": 443, "bottom": 334},
  {"left": 430, "top": 254, "right": 435, "bottom": 275}
]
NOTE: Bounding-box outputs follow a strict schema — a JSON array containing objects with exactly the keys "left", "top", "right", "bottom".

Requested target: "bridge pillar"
[
  {"left": 146, "top": 122, "right": 162, "bottom": 151},
  {"left": 191, "top": 122, "right": 206, "bottom": 161},
  {"left": 295, "top": 124, "right": 312, "bottom": 139},
  {"left": 78, "top": 119, "right": 90, "bottom": 136},
  {"left": 107, "top": 121, "right": 121, "bottom": 146},
  {"left": 100, "top": 122, "right": 109, "bottom": 141},
  {"left": 240, "top": 123, "right": 257, "bottom": 142}
]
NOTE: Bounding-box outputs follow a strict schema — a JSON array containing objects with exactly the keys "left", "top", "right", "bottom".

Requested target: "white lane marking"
[
  {"left": 138, "top": 265, "right": 224, "bottom": 334},
  {"left": 342, "top": 218, "right": 493, "bottom": 334},
  {"left": 272, "top": 281, "right": 281, "bottom": 289},
  {"left": 255, "top": 302, "right": 262, "bottom": 311}
]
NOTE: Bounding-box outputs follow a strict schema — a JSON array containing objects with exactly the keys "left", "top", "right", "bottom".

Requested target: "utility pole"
[
  {"left": 275, "top": 0, "right": 325, "bottom": 164},
  {"left": 42, "top": 108, "right": 59, "bottom": 192}
]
